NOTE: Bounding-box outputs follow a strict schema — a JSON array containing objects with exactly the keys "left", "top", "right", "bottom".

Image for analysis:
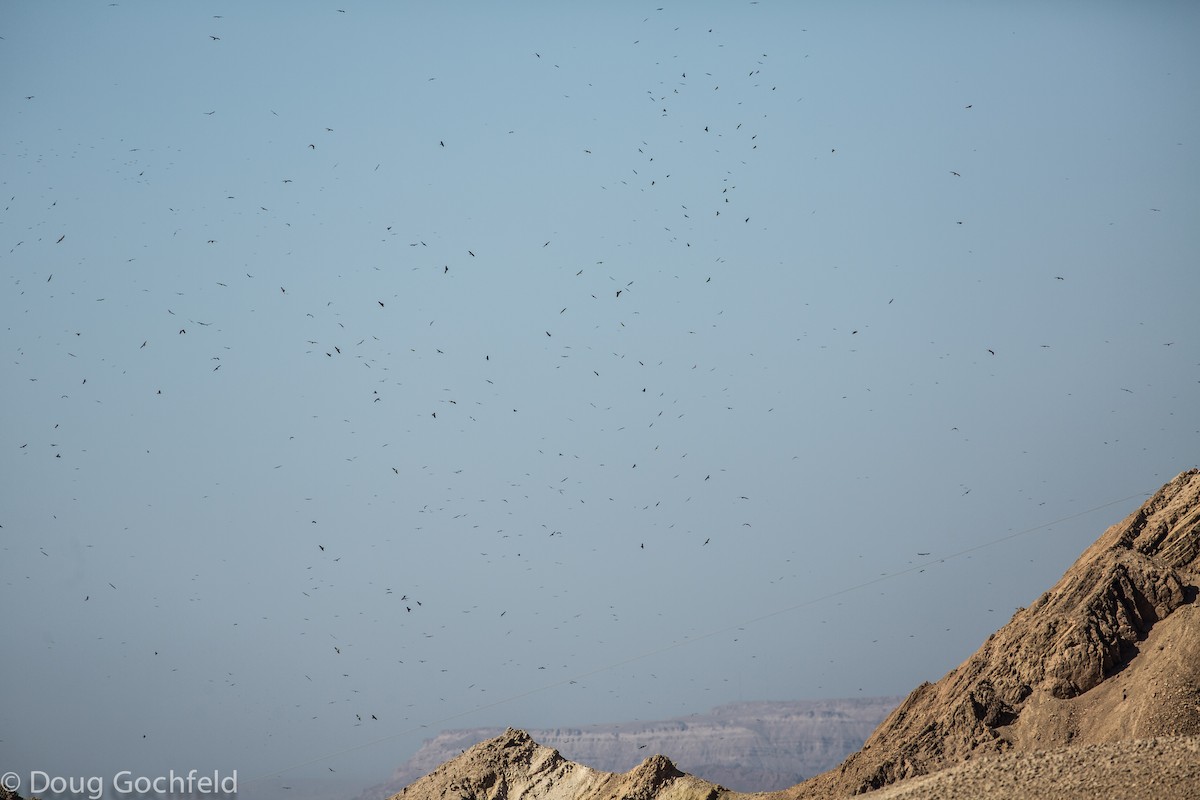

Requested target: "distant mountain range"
[{"left": 360, "top": 696, "right": 900, "bottom": 797}]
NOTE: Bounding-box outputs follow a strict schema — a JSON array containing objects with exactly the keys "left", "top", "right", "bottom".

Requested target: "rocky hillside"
[
  {"left": 786, "top": 467, "right": 1200, "bottom": 798},
  {"left": 389, "top": 728, "right": 729, "bottom": 800},
  {"left": 388, "top": 469, "right": 1200, "bottom": 800},
  {"left": 365, "top": 698, "right": 899, "bottom": 797}
]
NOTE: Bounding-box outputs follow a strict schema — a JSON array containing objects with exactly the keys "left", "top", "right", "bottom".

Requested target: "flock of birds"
[{"left": 4, "top": 5, "right": 1191, "bottom": 796}]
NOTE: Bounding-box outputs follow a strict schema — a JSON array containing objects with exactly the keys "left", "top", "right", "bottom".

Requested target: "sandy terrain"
[{"left": 871, "top": 736, "right": 1200, "bottom": 800}]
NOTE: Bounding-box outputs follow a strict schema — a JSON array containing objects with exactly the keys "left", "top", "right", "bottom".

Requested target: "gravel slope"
[{"left": 869, "top": 736, "right": 1200, "bottom": 800}]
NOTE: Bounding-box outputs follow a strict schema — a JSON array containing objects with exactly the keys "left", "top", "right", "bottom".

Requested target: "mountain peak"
[
  {"left": 392, "top": 728, "right": 724, "bottom": 800},
  {"left": 1111, "top": 468, "right": 1200, "bottom": 568}
]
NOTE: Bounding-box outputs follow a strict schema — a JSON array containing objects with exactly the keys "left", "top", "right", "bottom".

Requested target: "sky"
[{"left": 2, "top": 2, "right": 1199, "bottom": 799}]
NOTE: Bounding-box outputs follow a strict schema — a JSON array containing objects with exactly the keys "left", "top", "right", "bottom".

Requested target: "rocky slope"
[
  {"left": 389, "top": 728, "right": 729, "bottom": 800},
  {"left": 366, "top": 698, "right": 899, "bottom": 797},
  {"left": 390, "top": 469, "right": 1200, "bottom": 800},
  {"left": 784, "top": 467, "right": 1200, "bottom": 798}
]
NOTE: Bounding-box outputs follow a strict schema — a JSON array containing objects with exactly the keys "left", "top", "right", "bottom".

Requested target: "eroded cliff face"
[{"left": 788, "top": 469, "right": 1200, "bottom": 797}]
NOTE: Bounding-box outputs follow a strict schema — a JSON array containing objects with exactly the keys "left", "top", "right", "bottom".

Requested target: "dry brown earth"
[{"left": 868, "top": 736, "right": 1200, "bottom": 800}]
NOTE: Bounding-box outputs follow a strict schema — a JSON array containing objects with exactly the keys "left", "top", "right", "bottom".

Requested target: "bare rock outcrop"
[
  {"left": 787, "top": 468, "right": 1200, "bottom": 797},
  {"left": 391, "top": 728, "right": 727, "bottom": 800}
]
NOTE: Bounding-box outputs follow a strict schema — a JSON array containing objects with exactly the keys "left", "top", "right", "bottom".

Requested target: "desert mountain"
[
  {"left": 366, "top": 698, "right": 899, "bottom": 798},
  {"left": 786, "top": 467, "right": 1200, "bottom": 798},
  {"left": 391, "top": 469, "right": 1200, "bottom": 800}
]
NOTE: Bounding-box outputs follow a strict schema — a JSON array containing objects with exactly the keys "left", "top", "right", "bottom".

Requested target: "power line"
[{"left": 243, "top": 489, "right": 1150, "bottom": 786}]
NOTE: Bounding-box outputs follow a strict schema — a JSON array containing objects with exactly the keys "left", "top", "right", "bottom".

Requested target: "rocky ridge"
[{"left": 391, "top": 728, "right": 727, "bottom": 800}]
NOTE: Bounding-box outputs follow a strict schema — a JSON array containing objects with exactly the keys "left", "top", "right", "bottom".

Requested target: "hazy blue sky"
[{"left": 3, "top": 2, "right": 1198, "bottom": 799}]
